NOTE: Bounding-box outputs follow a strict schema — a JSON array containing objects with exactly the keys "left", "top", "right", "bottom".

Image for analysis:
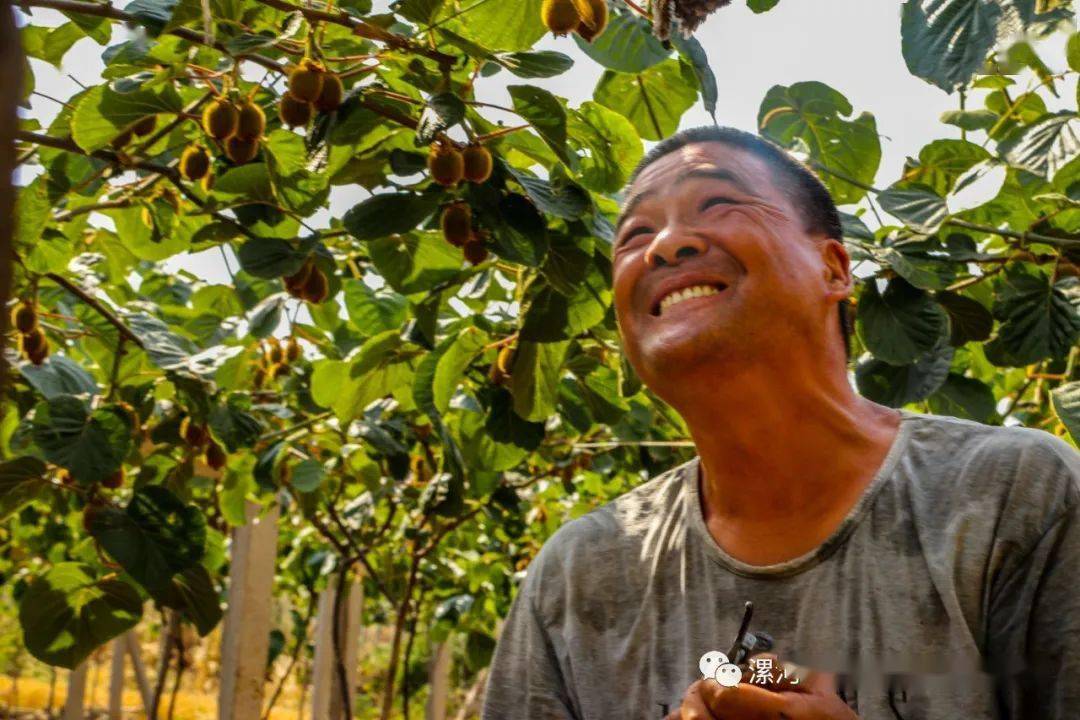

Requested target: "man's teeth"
[{"left": 658, "top": 284, "right": 721, "bottom": 314}]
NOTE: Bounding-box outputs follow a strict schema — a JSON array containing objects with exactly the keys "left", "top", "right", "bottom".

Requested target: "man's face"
[{"left": 611, "top": 142, "right": 848, "bottom": 394}]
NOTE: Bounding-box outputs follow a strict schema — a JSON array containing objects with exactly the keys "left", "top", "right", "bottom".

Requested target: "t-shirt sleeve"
[
  {"left": 984, "top": 432, "right": 1080, "bottom": 718},
  {"left": 480, "top": 577, "right": 578, "bottom": 720}
]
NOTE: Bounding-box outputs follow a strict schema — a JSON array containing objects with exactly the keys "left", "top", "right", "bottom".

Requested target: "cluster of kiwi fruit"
[
  {"left": 429, "top": 137, "right": 494, "bottom": 266},
  {"left": 279, "top": 58, "right": 344, "bottom": 128},
  {"left": 179, "top": 415, "right": 227, "bottom": 470},
  {"left": 252, "top": 336, "right": 302, "bottom": 389},
  {"left": 282, "top": 258, "right": 329, "bottom": 303},
  {"left": 541, "top": 0, "right": 609, "bottom": 41},
  {"left": 199, "top": 93, "right": 267, "bottom": 165},
  {"left": 110, "top": 114, "right": 158, "bottom": 149},
  {"left": 10, "top": 301, "right": 48, "bottom": 365}
]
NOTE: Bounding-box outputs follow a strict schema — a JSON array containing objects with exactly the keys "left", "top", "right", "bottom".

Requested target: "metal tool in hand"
[{"left": 726, "top": 601, "right": 775, "bottom": 668}]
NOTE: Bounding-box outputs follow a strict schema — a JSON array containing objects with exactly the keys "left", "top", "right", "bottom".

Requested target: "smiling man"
[{"left": 480, "top": 126, "right": 1080, "bottom": 719}]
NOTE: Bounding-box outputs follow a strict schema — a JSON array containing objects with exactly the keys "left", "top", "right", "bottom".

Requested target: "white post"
[
  {"left": 425, "top": 640, "right": 452, "bottom": 720},
  {"left": 218, "top": 501, "right": 281, "bottom": 720},
  {"left": 125, "top": 631, "right": 153, "bottom": 710},
  {"left": 108, "top": 635, "right": 125, "bottom": 719},
  {"left": 61, "top": 661, "right": 88, "bottom": 720},
  {"left": 310, "top": 570, "right": 363, "bottom": 720}
]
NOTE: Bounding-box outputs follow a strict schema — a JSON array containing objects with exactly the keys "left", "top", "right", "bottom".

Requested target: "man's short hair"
[{"left": 623, "top": 125, "right": 854, "bottom": 362}]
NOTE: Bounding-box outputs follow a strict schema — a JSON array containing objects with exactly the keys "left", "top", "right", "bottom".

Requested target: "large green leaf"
[
  {"left": 572, "top": 12, "right": 669, "bottom": 73},
  {"left": 0, "top": 457, "right": 49, "bottom": 521},
  {"left": 416, "top": 92, "right": 465, "bottom": 146},
  {"left": 70, "top": 80, "right": 185, "bottom": 152},
  {"left": 758, "top": 81, "right": 880, "bottom": 205},
  {"left": 435, "top": 0, "right": 545, "bottom": 51},
  {"left": 368, "top": 232, "right": 464, "bottom": 296},
  {"left": 311, "top": 331, "right": 415, "bottom": 421},
  {"left": 999, "top": 112, "right": 1080, "bottom": 179},
  {"left": 156, "top": 565, "right": 223, "bottom": 636},
  {"left": 984, "top": 267, "right": 1080, "bottom": 365},
  {"left": 904, "top": 139, "right": 991, "bottom": 196},
  {"left": 31, "top": 396, "right": 131, "bottom": 484},
  {"left": 343, "top": 192, "right": 444, "bottom": 241},
  {"left": 343, "top": 279, "right": 408, "bottom": 334},
  {"left": 595, "top": 59, "right": 697, "bottom": 141},
  {"left": 1051, "top": 381, "right": 1080, "bottom": 443},
  {"left": 876, "top": 184, "right": 949, "bottom": 233},
  {"left": 928, "top": 373, "right": 998, "bottom": 423},
  {"left": 508, "top": 85, "right": 571, "bottom": 166},
  {"left": 568, "top": 101, "right": 643, "bottom": 193},
  {"left": 19, "top": 563, "right": 142, "bottom": 669},
  {"left": 433, "top": 326, "right": 490, "bottom": 414},
  {"left": 508, "top": 340, "right": 570, "bottom": 422},
  {"left": 900, "top": 0, "right": 1002, "bottom": 92},
  {"left": 854, "top": 340, "right": 954, "bottom": 407},
  {"left": 87, "top": 486, "right": 207, "bottom": 593},
  {"left": 19, "top": 356, "right": 99, "bottom": 399},
  {"left": 856, "top": 277, "right": 948, "bottom": 365},
  {"left": 492, "top": 50, "right": 574, "bottom": 78}
]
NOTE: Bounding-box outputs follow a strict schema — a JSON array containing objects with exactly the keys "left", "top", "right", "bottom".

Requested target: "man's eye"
[
  {"left": 702, "top": 196, "right": 736, "bottom": 210},
  {"left": 619, "top": 226, "right": 653, "bottom": 245}
]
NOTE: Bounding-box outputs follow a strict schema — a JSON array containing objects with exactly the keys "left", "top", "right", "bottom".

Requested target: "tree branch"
[{"left": 43, "top": 273, "right": 145, "bottom": 349}]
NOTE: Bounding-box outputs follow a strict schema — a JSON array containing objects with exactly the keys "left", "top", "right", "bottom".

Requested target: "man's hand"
[{"left": 665, "top": 654, "right": 859, "bottom": 720}]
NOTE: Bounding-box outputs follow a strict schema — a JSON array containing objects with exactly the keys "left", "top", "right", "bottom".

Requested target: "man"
[{"left": 481, "top": 126, "right": 1080, "bottom": 719}]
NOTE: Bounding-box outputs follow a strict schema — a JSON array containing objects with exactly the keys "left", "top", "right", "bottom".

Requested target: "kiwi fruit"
[
  {"left": 131, "top": 115, "right": 157, "bottom": 137},
  {"left": 225, "top": 135, "right": 260, "bottom": 164},
  {"left": 253, "top": 366, "right": 267, "bottom": 389},
  {"left": 541, "top": 0, "right": 581, "bottom": 35},
  {"left": 10, "top": 302, "right": 37, "bottom": 334},
  {"left": 288, "top": 59, "right": 325, "bottom": 103},
  {"left": 202, "top": 99, "right": 239, "bottom": 140},
  {"left": 314, "top": 73, "right": 344, "bottom": 113},
  {"left": 463, "top": 238, "right": 489, "bottom": 265},
  {"left": 462, "top": 143, "right": 493, "bottom": 184},
  {"left": 102, "top": 470, "right": 124, "bottom": 489},
  {"left": 271, "top": 362, "right": 290, "bottom": 379},
  {"left": 26, "top": 341, "right": 49, "bottom": 366},
  {"left": 428, "top": 142, "right": 465, "bottom": 186},
  {"left": 267, "top": 338, "right": 284, "bottom": 365},
  {"left": 440, "top": 202, "right": 472, "bottom": 247},
  {"left": 179, "top": 417, "right": 208, "bottom": 447},
  {"left": 284, "top": 260, "right": 314, "bottom": 297},
  {"left": 496, "top": 344, "right": 516, "bottom": 376},
  {"left": 235, "top": 100, "right": 266, "bottom": 141},
  {"left": 205, "top": 441, "right": 227, "bottom": 471},
  {"left": 82, "top": 504, "right": 104, "bottom": 534},
  {"left": 20, "top": 326, "right": 46, "bottom": 356},
  {"left": 285, "top": 337, "right": 302, "bottom": 363},
  {"left": 279, "top": 94, "right": 314, "bottom": 128},
  {"left": 302, "top": 267, "right": 329, "bottom": 303},
  {"left": 180, "top": 146, "right": 211, "bottom": 181},
  {"left": 574, "top": 0, "right": 609, "bottom": 42}
]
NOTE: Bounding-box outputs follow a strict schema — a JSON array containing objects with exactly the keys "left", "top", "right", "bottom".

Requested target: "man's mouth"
[{"left": 651, "top": 283, "right": 728, "bottom": 316}]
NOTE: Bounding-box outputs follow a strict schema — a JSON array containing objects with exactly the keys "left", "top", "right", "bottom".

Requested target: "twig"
[
  {"left": 43, "top": 272, "right": 145, "bottom": 349},
  {"left": 331, "top": 564, "right": 354, "bottom": 720}
]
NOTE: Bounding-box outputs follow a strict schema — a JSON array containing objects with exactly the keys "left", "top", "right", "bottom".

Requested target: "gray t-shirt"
[{"left": 481, "top": 408, "right": 1080, "bottom": 719}]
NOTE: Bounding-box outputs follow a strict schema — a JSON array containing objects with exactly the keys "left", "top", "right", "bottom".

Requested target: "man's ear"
[{"left": 820, "top": 238, "right": 853, "bottom": 302}]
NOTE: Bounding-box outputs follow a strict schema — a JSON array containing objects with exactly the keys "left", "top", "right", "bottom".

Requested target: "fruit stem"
[{"left": 622, "top": 0, "right": 650, "bottom": 17}]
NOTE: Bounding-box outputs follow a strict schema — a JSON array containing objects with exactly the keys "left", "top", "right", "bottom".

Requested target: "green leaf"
[
  {"left": 290, "top": 459, "right": 326, "bottom": 493},
  {"left": 758, "top": 81, "right": 881, "bottom": 205},
  {"left": 19, "top": 563, "right": 142, "bottom": 669},
  {"left": 493, "top": 50, "right": 574, "bottom": 78},
  {"left": 595, "top": 60, "right": 697, "bottom": 141},
  {"left": 0, "top": 457, "right": 49, "bottom": 521},
  {"left": 237, "top": 238, "right": 308, "bottom": 279},
  {"left": 747, "top": 0, "right": 781, "bottom": 11},
  {"left": 435, "top": 0, "right": 545, "bottom": 52},
  {"left": 208, "top": 395, "right": 263, "bottom": 452},
  {"left": 854, "top": 340, "right": 954, "bottom": 407},
  {"left": 156, "top": 565, "right": 222, "bottom": 636},
  {"left": 343, "top": 192, "right": 443, "bottom": 241},
  {"left": 856, "top": 278, "right": 948, "bottom": 365},
  {"left": 572, "top": 12, "right": 669, "bottom": 73},
  {"left": 900, "top": 0, "right": 1002, "bottom": 93},
  {"left": 1067, "top": 32, "right": 1080, "bottom": 73},
  {"left": 87, "top": 486, "right": 207, "bottom": 593},
  {"left": 457, "top": 405, "right": 526, "bottom": 471},
  {"left": 984, "top": 267, "right": 1080, "bottom": 365},
  {"left": 434, "top": 326, "right": 489, "bottom": 413},
  {"left": 876, "top": 184, "right": 949, "bottom": 233},
  {"left": 125, "top": 0, "right": 179, "bottom": 35},
  {"left": 508, "top": 340, "right": 569, "bottom": 422},
  {"left": 343, "top": 279, "right": 408, "bottom": 334},
  {"left": 416, "top": 92, "right": 465, "bottom": 145},
  {"left": 368, "top": 232, "right": 464, "bottom": 296},
  {"left": 939, "top": 109, "right": 998, "bottom": 131},
  {"left": 71, "top": 81, "right": 184, "bottom": 153},
  {"left": 19, "top": 356, "right": 99, "bottom": 399},
  {"left": 31, "top": 396, "right": 131, "bottom": 484},
  {"left": 936, "top": 290, "right": 994, "bottom": 345},
  {"left": 311, "top": 332, "right": 414, "bottom": 421},
  {"left": 672, "top": 34, "right": 718, "bottom": 121},
  {"left": 568, "top": 101, "right": 643, "bottom": 194},
  {"left": 1051, "top": 380, "right": 1080, "bottom": 443},
  {"left": 905, "top": 139, "right": 991, "bottom": 196},
  {"left": 928, "top": 373, "right": 998, "bottom": 423},
  {"left": 999, "top": 112, "right": 1080, "bottom": 179},
  {"left": 505, "top": 167, "right": 591, "bottom": 219},
  {"left": 508, "top": 85, "right": 571, "bottom": 166},
  {"left": 520, "top": 260, "right": 609, "bottom": 342}
]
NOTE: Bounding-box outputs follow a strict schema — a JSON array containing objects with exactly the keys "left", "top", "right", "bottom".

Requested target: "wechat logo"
[{"left": 698, "top": 650, "right": 742, "bottom": 688}]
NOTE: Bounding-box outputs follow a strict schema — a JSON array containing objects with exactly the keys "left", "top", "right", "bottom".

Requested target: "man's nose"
[{"left": 643, "top": 227, "right": 708, "bottom": 268}]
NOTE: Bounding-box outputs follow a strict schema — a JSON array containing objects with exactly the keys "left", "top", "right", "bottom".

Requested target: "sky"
[{"left": 15, "top": 1, "right": 1077, "bottom": 285}]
